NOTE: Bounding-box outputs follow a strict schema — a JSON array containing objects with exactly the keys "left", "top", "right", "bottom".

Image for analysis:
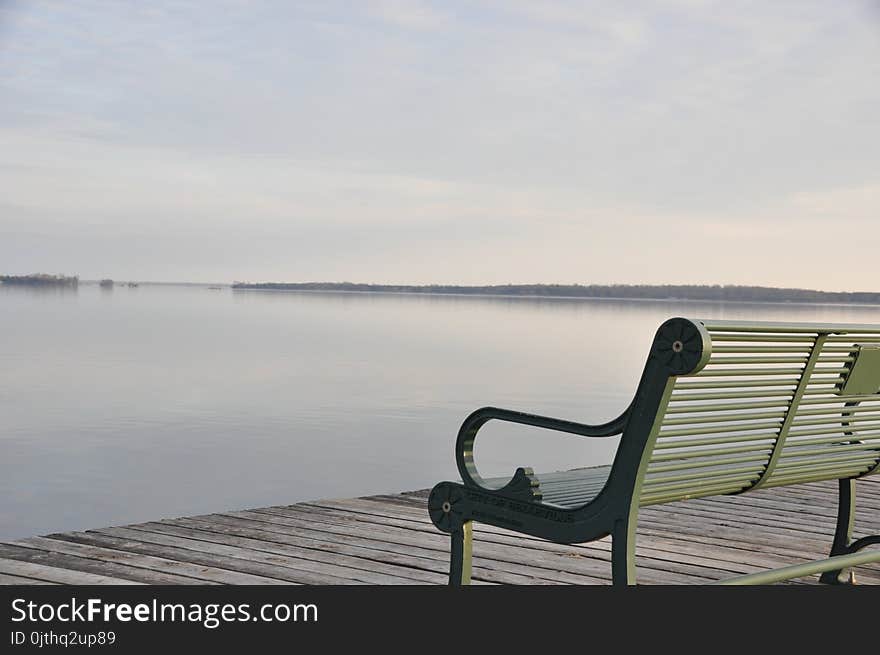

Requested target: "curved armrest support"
[{"left": 455, "top": 404, "right": 631, "bottom": 495}]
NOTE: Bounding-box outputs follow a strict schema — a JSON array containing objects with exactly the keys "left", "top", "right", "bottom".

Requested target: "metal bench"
[{"left": 428, "top": 317, "right": 880, "bottom": 585}]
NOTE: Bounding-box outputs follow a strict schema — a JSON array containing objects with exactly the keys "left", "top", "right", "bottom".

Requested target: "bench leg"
[
  {"left": 820, "top": 478, "right": 856, "bottom": 585},
  {"left": 449, "top": 521, "right": 473, "bottom": 586},
  {"left": 612, "top": 517, "right": 637, "bottom": 586}
]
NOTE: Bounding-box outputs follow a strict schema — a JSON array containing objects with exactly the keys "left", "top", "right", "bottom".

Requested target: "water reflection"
[{"left": 0, "top": 283, "right": 79, "bottom": 299}]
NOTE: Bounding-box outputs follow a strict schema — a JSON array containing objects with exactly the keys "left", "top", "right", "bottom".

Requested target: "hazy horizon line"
[{"left": 5, "top": 276, "right": 880, "bottom": 295}]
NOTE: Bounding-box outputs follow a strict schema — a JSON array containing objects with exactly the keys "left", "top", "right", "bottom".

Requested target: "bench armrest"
[{"left": 455, "top": 404, "right": 631, "bottom": 495}]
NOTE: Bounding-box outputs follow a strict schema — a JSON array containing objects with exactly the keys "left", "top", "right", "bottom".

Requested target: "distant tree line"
[
  {"left": 0, "top": 273, "right": 78, "bottom": 287},
  {"left": 230, "top": 282, "right": 880, "bottom": 304}
]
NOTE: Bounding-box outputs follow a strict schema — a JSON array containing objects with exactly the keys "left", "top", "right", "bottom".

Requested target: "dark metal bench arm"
[{"left": 455, "top": 404, "right": 632, "bottom": 492}]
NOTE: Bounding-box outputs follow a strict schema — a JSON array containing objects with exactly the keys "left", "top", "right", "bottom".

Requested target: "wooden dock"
[{"left": 2, "top": 477, "right": 878, "bottom": 585}]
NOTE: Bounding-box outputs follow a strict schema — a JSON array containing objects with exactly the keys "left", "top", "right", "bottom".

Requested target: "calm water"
[{"left": 3, "top": 283, "right": 880, "bottom": 540}]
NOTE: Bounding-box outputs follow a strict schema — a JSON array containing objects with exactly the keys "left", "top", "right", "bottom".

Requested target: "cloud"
[
  {"left": 366, "top": 0, "right": 452, "bottom": 30},
  {"left": 0, "top": 1, "right": 878, "bottom": 286},
  {"left": 789, "top": 183, "right": 880, "bottom": 222}
]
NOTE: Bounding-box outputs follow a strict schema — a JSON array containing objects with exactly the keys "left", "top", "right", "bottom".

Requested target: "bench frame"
[{"left": 428, "top": 317, "right": 880, "bottom": 585}]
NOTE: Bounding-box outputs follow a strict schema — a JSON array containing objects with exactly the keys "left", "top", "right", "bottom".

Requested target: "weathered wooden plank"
[
  {"left": 174, "top": 514, "right": 605, "bottom": 585},
  {"left": 17, "top": 536, "right": 288, "bottom": 585},
  {"left": 781, "top": 481, "right": 880, "bottom": 501},
  {"left": 0, "top": 572, "right": 57, "bottom": 584},
  {"left": 98, "top": 524, "right": 421, "bottom": 585},
  {"left": 645, "top": 502, "right": 838, "bottom": 537},
  {"left": 243, "top": 505, "right": 754, "bottom": 582},
  {"left": 173, "top": 513, "right": 602, "bottom": 584},
  {"left": 62, "top": 521, "right": 441, "bottom": 584},
  {"left": 309, "top": 496, "right": 776, "bottom": 565},
  {"left": 177, "top": 515, "right": 526, "bottom": 583},
  {"left": 216, "top": 510, "right": 636, "bottom": 583},
  {"left": 0, "top": 556, "right": 145, "bottom": 585},
  {"left": 692, "top": 491, "right": 880, "bottom": 521},
  {"left": 703, "top": 493, "right": 880, "bottom": 524},
  {"left": 636, "top": 517, "right": 833, "bottom": 554},
  {"left": 0, "top": 542, "right": 207, "bottom": 585}
]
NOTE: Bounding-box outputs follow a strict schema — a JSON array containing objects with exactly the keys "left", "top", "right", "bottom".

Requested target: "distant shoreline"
[
  {"left": 0, "top": 274, "right": 78, "bottom": 287},
  {"left": 230, "top": 282, "right": 880, "bottom": 307},
  {"left": 6, "top": 277, "right": 880, "bottom": 307}
]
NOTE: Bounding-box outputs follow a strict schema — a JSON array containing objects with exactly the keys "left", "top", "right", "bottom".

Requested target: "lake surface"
[{"left": 3, "top": 283, "right": 880, "bottom": 540}]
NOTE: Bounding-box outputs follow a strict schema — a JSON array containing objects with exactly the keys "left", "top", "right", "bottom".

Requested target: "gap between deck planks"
[{"left": 1, "top": 478, "right": 877, "bottom": 585}]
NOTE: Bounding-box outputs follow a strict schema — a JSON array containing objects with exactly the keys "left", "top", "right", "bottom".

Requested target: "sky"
[{"left": 1, "top": 1, "right": 878, "bottom": 288}]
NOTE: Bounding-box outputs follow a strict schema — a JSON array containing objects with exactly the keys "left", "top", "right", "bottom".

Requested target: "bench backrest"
[{"left": 630, "top": 318, "right": 880, "bottom": 507}]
